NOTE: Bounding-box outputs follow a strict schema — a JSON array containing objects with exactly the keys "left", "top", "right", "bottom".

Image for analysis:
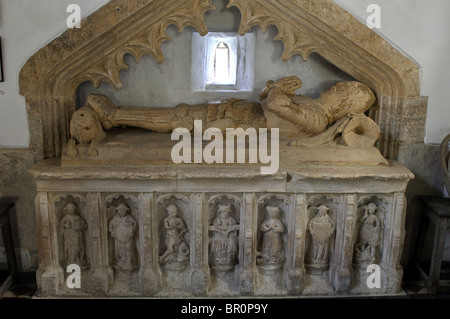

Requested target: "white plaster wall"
[
  {"left": 335, "top": 0, "right": 450, "bottom": 145},
  {"left": 0, "top": 0, "right": 109, "bottom": 148},
  {"left": 0, "top": 0, "right": 449, "bottom": 147}
]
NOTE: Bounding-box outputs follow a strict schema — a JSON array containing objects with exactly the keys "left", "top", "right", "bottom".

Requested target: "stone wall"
[{"left": 0, "top": 149, "right": 40, "bottom": 270}]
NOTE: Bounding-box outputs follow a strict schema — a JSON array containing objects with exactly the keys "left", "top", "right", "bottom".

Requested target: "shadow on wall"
[
  {"left": 0, "top": 150, "right": 40, "bottom": 271},
  {"left": 401, "top": 143, "right": 445, "bottom": 278}
]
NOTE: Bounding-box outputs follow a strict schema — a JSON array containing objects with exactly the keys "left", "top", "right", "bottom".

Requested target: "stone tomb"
[
  {"left": 30, "top": 141, "right": 412, "bottom": 296},
  {"left": 21, "top": 0, "right": 420, "bottom": 297}
]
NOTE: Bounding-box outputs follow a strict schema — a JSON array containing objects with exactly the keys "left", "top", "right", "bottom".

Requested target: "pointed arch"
[{"left": 19, "top": 0, "right": 423, "bottom": 159}]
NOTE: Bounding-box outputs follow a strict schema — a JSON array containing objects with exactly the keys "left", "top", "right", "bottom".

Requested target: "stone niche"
[{"left": 21, "top": 0, "right": 422, "bottom": 297}]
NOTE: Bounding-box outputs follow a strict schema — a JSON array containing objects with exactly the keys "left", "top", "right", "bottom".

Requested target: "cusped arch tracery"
[{"left": 20, "top": 0, "right": 421, "bottom": 159}]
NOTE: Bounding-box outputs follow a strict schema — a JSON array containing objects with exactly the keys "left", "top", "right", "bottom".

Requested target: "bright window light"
[
  {"left": 213, "top": 42, "right": 233, "bottom": 85},
  {"left": 192, "top": 32, "right": 255, "bottom": 92}
]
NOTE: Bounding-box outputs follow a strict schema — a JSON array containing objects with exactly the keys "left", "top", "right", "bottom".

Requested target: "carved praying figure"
[
  {"left": 209, "top": 204, "right": 240, "bottom": 267},
  {"left": 257, "top": 206, "right": 286, "bottom": 265},
  {"left": 67, "top": 76, "right": 379, "bottom": 157},
  {"left": 109, "top": 202, "right": 138, "bottom": 269},
  {"left": 160, "top": 204, "right": 190, "bottom": 265},
  {"left": 354, "top": 202, "right": 382, "bottom": 266},
  {"left": 306, "top": 205, "right": 336, "bottom": 270},
  {"left": 59, "top": 202, "right": 87, "bottom": 266}
]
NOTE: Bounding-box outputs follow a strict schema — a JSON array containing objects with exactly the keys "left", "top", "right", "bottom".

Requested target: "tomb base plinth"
[{"left": 30, "top": 149, "right": 413, "bottom": 297}]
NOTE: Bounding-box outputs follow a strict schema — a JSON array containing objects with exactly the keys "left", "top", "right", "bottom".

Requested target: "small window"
[
  {"left": 192, "top": 32, "right": 255, "bottom": 92},
  {"left": 213, "top": 42, "right": 234, "bottom": 85}
]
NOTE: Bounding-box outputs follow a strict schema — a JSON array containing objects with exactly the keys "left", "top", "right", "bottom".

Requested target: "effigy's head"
[{"left": 70, "top": 105, "right": 103, "bottom": 144}]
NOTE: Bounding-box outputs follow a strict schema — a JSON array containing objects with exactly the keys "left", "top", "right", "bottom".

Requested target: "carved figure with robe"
[
  {"left": 257, "top": 205, "right": 286, "bottom": 265},
  {"left": 109, "top": 202, "right": 138, "bottom": 269},
  {"left": 209, "top": 204, "right": 240, "bottom": 267},
  {"left": 306, "top": 205, "right": 336, "bottom": 269},
  {"left": 160, "top": 204, "right": 190, "bottom": 265},
  {"left": 354, "top": 202, "right": 382, "bottom": 266},
  {"left": 59, "top": 202, "right": 88, "bottom": 266}
]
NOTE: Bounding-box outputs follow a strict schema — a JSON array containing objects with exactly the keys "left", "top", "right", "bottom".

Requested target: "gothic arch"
[{"left": 19, "top": 0, "right": 423, "bottom": 159}]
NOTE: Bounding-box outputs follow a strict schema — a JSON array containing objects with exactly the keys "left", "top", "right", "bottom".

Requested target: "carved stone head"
[
  {"left": 116, "top": 202, "right": 130, "bottom": 217},
  {"left": 366, "top": 202, "right": 378, "bottom": 214},
  {"left": 266, "top": 205, "right": 280, "bottom": 218},
  {"left": 165, "top": 204, "right": 179, "bottom": 216},
  {"left": 217, "top": 203, "right": 232, "bottom": 217},
  {"left": 317, "top": 204, "right": 329, "bottom": 216},
  {"left": 64, "top": 202, "right": 77, "bottom": 215}
]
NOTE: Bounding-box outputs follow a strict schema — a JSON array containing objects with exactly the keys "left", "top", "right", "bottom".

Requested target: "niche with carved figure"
[
  {"left": 105, "top": 194, "right": 140, "bottom": 294},
  {"left": 353, "top": 196, "right": 388, "bottom": 269},
  {"left": 53, "top": 194, "right": 91, "bottom": 293},
  {"left": 305, "top": 196, "right": 338, "bottom": 276},
  {"left": 207, "top": 194, "right": 241, "bottom": 295},
  {"left": 255, "top": 194, "right": 290, "bottom": 295},
  {"left": 155, "top": 194, "right": 192, "bottom": 295}
]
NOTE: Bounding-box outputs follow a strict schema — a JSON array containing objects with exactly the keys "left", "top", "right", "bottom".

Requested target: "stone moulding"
[
  {"left": 19, "top": 0, "right": 425, "bottom": 160},
  {"left": 30, "top": 159, "right": 413, "bottom": 296}
]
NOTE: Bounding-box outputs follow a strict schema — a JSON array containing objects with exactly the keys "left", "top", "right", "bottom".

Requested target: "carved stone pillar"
[
  {"left": 286, "top": 194, "right": 307, "bottom": 294},
  {"left": 330, "top": 194, "right": 357, "bottom": 292},
  {"left": 190, "top": 193, "right": 209, "bottom": 295},
  {"left": 238, "top": 194, "right": 256, "bottom": 294},
  {"left": 35, "top": 192, "right": 64, "bottom": 295},
  {"left": 382, "top": 193, "right": 407, "bottom": 293},
  {"left": 138, "top": 193, "right": 158, "bottom": 295},
  {"left": 88, "top": 192, "right": 113, "bottom": 294}
]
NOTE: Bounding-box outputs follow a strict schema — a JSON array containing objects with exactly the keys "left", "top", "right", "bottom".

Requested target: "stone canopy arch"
[{"left": 19, "top": 0, "right": 424, "bottom": 160}]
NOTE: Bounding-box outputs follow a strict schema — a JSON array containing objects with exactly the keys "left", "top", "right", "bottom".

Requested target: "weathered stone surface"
[
  {"left": 67, "top": 77, "right": 379, "bottom": 158},
  {"left": 0, "top": 149, "right": 40, "bottom": 270},
  {"left": 30, "top": 157, "right": 413, "bottom": 297},
  {"left": 14, "top": 0, "right": 428, "bottom": 299},
  {"left": 19, "top": 0, "right": 424, "bottom": 160}
]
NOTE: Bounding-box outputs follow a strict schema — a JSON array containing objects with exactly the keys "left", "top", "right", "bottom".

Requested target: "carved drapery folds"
[
  {"left": 208, "top": 195, "right": 241, "bottom": 271},
  {"left": 156, "top": 195, "right": 191, "bottom": 270},
  {"left": 58, "top": 201, "right": 88, "bottom": 267},
  {"left": 353, "top": 197, "right": 387, "bottom": 268},
  {"left": 35, "top": 190, "right": 406, "bottom": 296},
  {"left": 305, "top": 196, "right": 338, "bottom": 274},
  {"left": 25, "top": 0, "right": 416, "bottom": 298},
  {"left": 20, "top": 0, "right": 423, "bottom": 160}
]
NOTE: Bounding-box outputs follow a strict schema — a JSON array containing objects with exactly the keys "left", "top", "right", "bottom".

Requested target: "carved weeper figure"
[
  {"left": 257, "top": 206, "right": 286, "bottom": 265},
  {"left": 354, "top": 202, "right": 382, "bottom": 266},
  {"left": 109, "top": 203, "right": 138, "bottom": 269},
  {"left": 160, "top": 204, "right": 190, "bottom": 266},
  {"left": 306, "top": 205, "right": 336, "bottom": 271},
  {"left": 209, "top": 204, "right": 240, "bottom": 267},
  {"left": 67, "top": 76, "right": 378, "bottom": 157},
  {"left": 59, "top": 202, "right": 87, "bottom": 266}
]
